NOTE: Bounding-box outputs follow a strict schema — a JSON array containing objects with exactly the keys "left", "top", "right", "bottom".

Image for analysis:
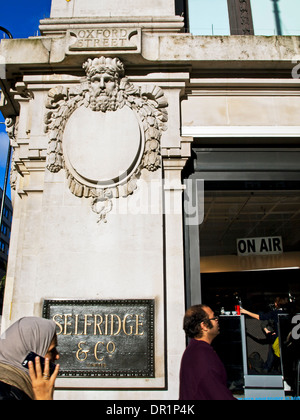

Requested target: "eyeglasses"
[{"left": 208, "top": 316, "right": 219, "bottom": 321}]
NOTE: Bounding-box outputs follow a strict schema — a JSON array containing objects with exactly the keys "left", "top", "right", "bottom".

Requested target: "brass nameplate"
[{"left": 43, "top": 299, "right": 155, "bottom": 378}]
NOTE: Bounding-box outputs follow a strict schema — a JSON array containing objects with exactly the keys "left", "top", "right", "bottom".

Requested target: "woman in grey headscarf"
[{"left": 0, "top": 317, "right": 60, "bottom": 400}]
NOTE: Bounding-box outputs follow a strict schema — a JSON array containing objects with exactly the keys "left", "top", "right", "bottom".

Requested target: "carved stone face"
[
  {"left": 90, "top": 72, "right": 117, "bottom": 97},
  {"left": 89, "top": 71, "right": 119, "bottom": 111}
]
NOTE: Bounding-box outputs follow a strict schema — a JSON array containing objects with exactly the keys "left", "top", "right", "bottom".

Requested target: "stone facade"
[{"left": 0, "top": 0, "right": 300, "bottom": 400}]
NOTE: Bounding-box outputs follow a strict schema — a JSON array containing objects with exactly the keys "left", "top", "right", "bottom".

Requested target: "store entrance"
[
  {"left": 199, "top": 181, "right": 300, "bottom": 313},
  {"left": 183, "top": 145, "right": 300, "bottom": 396},
  {"left": 195, "top": 181, "right": 300, "bottom": 396}
]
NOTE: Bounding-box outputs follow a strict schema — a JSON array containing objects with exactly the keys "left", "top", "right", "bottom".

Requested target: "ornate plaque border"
[
  {"left": 44, "top": 56, "right": 168, "bottom": 223},
  {"left": 43, "top": 299, "right": 155, "bottom": 378}
]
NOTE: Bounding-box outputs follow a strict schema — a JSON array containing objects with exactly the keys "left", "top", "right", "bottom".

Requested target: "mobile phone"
[{"left": 22, "top": 352, "right": 56, "bottom": 376}]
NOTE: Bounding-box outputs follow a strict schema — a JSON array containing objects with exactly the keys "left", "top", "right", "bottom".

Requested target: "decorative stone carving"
[
  {"left": 5, "top": 117, "right": 18, "bottom": 191},
  {"left": 227, "top": 0, "right": 254, "bottom": 35},
  {"left": 239, "top": 0, "right": 253, "bottom": 35},
  {"left": 44, "top": 56, "right": 168, "bottom": 222}
]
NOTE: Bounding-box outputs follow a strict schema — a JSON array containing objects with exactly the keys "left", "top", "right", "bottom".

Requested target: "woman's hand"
[
  {"left": 28, "top": 356, "right": 60, "bottom": 400},
  {"left": 240, "top": 307, "right": 260, "bottom": 320}
]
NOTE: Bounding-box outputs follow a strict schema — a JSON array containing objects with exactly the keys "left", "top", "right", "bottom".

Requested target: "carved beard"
[{"left": 89, "top": 85, "right": 119, "bottom": 112}]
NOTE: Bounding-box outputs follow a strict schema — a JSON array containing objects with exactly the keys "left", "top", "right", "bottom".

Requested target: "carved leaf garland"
[{"left": 44, "top": 57, "right": 168, "bottom": 223}]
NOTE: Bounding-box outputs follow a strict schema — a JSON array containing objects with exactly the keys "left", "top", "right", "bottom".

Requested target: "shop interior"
[
  {"left": 198, "top": 181, "right": 300, "bottom": 395},
  {"left": 200, "top": 181, "right": 300, "bottom": 312}
]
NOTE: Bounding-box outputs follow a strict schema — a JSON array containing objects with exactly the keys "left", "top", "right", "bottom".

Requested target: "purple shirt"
[{"left": 179, "top": 339, "right": 236, "bottom": 400}]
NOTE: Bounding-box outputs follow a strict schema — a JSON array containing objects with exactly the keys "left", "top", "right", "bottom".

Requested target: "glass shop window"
[
  {"left": 200, "top": 181, "right": 300, "bottom": 314},
  {"left": 199, "top": 181, "right": 300, "bottom": 391}
]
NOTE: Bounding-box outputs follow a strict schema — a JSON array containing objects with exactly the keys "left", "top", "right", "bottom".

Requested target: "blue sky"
[{"left": 0, "top": 0, "right": 52, "bottom": 39}]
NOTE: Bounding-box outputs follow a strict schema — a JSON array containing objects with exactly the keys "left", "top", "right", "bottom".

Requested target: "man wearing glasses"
[{"left": 179, "top": 304, "right": 236, "bottom": 400}]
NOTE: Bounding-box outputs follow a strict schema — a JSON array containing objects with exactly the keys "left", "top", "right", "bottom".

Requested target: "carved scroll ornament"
[
  {"left": 44, "top": 57, "right": 168, "bottom": 222},
  {"left": 5, "top": 117, "right": 18, "bottom": 191}
]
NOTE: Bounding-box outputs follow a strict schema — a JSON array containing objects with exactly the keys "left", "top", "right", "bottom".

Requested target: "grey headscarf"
[{"left": 0, "top": 317, "right": 57, "bottom": 373}]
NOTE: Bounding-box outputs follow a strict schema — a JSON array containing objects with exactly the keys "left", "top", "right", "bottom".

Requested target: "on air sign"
[{"left": 237, "top": 236, "right": 283, "bottom": 256}]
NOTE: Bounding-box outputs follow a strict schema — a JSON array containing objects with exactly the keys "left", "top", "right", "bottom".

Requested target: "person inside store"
[
  {"left": 0, "top": 317, "right": 60, "bottom": 400},
  {"left": 179, "top": 304, "right": 237, "bottom": 400},
  {"left": 240, "top": 296, "right": 289, "bottom": 372},
  {"left": 240, "top": 297, "right": 288, "bottom": 329}
]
